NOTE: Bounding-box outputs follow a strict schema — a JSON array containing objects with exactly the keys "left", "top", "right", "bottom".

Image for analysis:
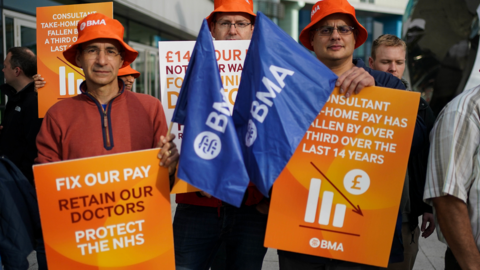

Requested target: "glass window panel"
[
  {"left": 5, "top": 0, "right": 77, "bottom": 15},
  {"left": 129, "top": 21, "right": 159, "bottom": 48},
  {"left": 405, "top": 0, "right": 476, "bottom": 115},
  {"left": 21, "top": 26, "right": 36, "bottom": 54},
  {"left": 5, "top": 17, "right": 14, "bottom": 52},
  {"left": 114, "top": 15, "right": 128, "bottom": 40},
  {"left": 132, "top": 51, "right": 145, "bottom": 94},
  {"left": 148, "top": 52, "right": 158, "bottom": 97}
]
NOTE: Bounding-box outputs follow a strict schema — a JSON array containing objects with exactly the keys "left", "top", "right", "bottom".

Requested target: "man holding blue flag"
[
  {"left": 277, "top": 0, "right": 426, "bottom": 269},
  {"left": 173, "top": 1, "right": 385, "bottom": 270},
  {"left": 173, "top": 2, "right": 271, "bottom": 270}
]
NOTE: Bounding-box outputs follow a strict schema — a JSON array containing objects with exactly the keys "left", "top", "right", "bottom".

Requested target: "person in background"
[
  {"left": 117, "top": 65, "right": 140, "bottom": 91},
  {"left": 0, "top": 47, "right": 42, "bottom": 185},
  {"left": 369, "top": 34, "right": 436, "bottom": 270}
]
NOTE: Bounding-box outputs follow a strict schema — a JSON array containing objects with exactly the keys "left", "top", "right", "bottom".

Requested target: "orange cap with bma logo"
[
  {"left": 206, "top": 0, "right": 256, "bottom": 27},
  {"left": 63, "top": 13, "right": 138, "bottom": 68},
  {"left": 299, "top": 0, "right": 368, "bottom": 51}
]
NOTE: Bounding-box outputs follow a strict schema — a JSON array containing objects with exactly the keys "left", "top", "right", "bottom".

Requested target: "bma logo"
[
  {"left": 310, "top": 238, "right": 320, "bottom": 248},
  {"left": 194, "top": 131, "right": 222, "bottom": 160},
  {"left": 310, "top": 238, "right": 344, "bottom": 252},
  {"left": 245, "top": 119, "right": 257, "bottom": 147},
  {"left": 80, "top": 19, "right": 107, "bottom": 31},
  {"left": 311, "top": 2, "right": 321, "bottom": 18}
]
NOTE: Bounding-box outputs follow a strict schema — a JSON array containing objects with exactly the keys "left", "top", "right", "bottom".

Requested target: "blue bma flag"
[
  {"left": 233, "top": 12, "right": 338, "bottom": 197},
  {"left": 171, "top": 19, "right": 249, "bottom": 207}
]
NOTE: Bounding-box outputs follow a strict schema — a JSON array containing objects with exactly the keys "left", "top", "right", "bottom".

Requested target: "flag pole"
[{"left": 167, "top": 122, "right": 174, "bottom": 137}]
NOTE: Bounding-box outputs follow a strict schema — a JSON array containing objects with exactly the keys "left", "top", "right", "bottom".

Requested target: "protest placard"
[
  {"left": 36, "top": 3, "right": 113, "bottom": 117},
  {"left": 265, "top": 87, "right": 420, "bottom": 267},
  {"left": 159, "top": 40, "right": 249, "bottom": 193},
  {"left": 33, "top": 149, "right": 174, "bottom": 269}
]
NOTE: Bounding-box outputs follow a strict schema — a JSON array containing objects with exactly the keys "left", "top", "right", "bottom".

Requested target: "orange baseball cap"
[
  {"left": 118, "top": 65, "right": 140, "bottom": 78},
  {"left": 63, "top": 13, "right": 138, "bottom": 68},
  {"left": 299, "top": 0, "right": 368, "bottom": 51},
  {"left": 206, "top": 0, "right": 256, "bottom": 27}
]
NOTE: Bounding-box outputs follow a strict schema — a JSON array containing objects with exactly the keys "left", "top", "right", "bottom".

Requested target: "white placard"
[{"left": 158, "top": 40, "right": 250, "bottom": 151}]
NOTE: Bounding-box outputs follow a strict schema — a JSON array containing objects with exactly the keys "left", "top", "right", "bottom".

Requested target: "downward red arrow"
[{"left": 310, "top": 162, "right": 363, "bottom": 217}]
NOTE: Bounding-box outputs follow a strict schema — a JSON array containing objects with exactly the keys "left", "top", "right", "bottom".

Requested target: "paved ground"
[
  {"left": 261, "top": 232, "right": 447, "bottom": 269},
  {"left": 171, "top": 195, "right": 447, "bottom": 269}
]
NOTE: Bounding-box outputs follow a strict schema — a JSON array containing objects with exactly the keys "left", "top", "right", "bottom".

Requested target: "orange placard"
[
  {"left": 171, "top": 176, "right": 200, "bottom": 194},
  {"left": 265, "top": 87, "right": 420, "bottom": 267},
  {"left": 36, "top": 3, "right": 113, "bottom": 117},
  {"left": 33, "top": 149, "right": 174, "bottom": 269}
]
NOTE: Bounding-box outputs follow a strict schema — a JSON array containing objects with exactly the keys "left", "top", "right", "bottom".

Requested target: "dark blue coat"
[{"left": 0, "top": 156, "right": 45, "bottom": 269}]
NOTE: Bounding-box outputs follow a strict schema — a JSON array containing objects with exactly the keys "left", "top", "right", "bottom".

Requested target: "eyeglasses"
[
  {"left": 216, "top": 21, "right": 252, "bottom": 30},
  {"left": 313, "top": 26, "right": 355, "bottom": 36},
  {"left": 83, "top": 47, "right": 122, "bottom": 60}
]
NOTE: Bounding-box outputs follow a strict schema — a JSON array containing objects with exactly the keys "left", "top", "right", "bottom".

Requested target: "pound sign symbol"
[{"left": 351, "top": 175, "right": 362, "bottom": 190}]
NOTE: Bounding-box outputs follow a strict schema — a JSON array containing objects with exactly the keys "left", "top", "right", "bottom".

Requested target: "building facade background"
[
  {"left": 0, "top": 0, "right": 213, "bottom": 103},
  {"left": 0, "top": 0, "right": 413, "bottom": 117}
]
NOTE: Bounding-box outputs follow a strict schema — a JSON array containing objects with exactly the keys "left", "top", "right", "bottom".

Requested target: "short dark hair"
[{"left": 7, "top": 47, "right": 37, "bottom": 78}]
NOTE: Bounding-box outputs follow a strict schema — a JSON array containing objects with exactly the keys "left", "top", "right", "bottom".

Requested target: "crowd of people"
[{"left": 0, "top": 0, "right": 477, "bottom": 269}]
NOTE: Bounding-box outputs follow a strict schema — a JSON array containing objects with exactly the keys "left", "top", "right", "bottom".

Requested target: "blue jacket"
[
  {"left": 0, "top": 156, "right": 46, "bottom": 269},
  {"left": 278, "top": 59, "right": 426, "bottom": 264}
]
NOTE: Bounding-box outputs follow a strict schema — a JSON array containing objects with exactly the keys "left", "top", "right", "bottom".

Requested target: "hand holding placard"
[
  {"left": 33, "top": 149, "right": 175, "bottom": 269},
  {"left": 266, "top": 86, "right": 420, "bottom": 267}
]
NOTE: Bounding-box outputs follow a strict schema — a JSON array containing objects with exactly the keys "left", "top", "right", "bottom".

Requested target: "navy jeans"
[{"left": 173, "top": 203, "right": 268, "bottom": 270}]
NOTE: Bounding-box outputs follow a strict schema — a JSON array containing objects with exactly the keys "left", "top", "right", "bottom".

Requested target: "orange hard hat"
[
  {"left": 118, "top": 65, "right": 140, "bottom": 78},
  {"left": 63, "top": 13, "right": 138, "bottom": 68},
  {"left": 299, "top": 0, "right": 368, "bottom": 51},
  {"left": 206, "top": 0, "right": 256, "bottom": 27}
]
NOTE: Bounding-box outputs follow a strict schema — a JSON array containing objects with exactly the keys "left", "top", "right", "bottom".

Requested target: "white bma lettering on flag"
[
  {"left": 247, "top": 65, "right": 294, "bottom": 147},
  {"left": 193, "top": 88, "right": 231, "bottom": 159}
]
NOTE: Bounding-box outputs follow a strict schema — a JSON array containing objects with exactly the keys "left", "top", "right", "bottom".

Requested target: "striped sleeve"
[{"left": 424, "top": 92, "right": 480, "bottom": 204}]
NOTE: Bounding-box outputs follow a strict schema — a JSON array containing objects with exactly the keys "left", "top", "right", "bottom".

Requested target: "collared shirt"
[{"left": 424, "top": 85, "right": 480, "bottom": 249}]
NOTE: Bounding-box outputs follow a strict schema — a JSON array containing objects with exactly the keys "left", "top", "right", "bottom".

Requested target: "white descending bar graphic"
[
  {"left": 333, "top": 204, "right": 346, "bottom": 228},
  {"left": 304, "top": 178, "right": 322, "bottom": 223},
  {"left": 68, "top": 73, "right": 75, "bottom": 95},
  {"left": 59, "top": 66, "right": 66, "bottom": 96},
  {"left": 319, "top": 191, "right": 333, "bottom": 225},
  {"left": 77, "top": 79, "right": 83, "bottom": 94}
]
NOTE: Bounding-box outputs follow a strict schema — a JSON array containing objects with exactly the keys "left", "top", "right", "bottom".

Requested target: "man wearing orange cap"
[
  {"left": 276, "top": 0, "right": 422, "bottom": 269},
  {"left": 173, "top": 1, "right": 267, "bottom": 270},
  {"left": 36, "top": 14, "right": 178, "bottom": 173},
  {"left": 369, "top": 35, "right": 436, "bottom": 270},
  {"left": 117, "top": 65, "right": 140, "bottom": 91}
]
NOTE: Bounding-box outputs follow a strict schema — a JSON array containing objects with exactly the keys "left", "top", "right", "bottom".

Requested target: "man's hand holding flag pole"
[
  {"left": 233, "top": 12, "right": 338, "bottom": 197},
  {"left": 169, "top": 19, "right": 250, "bottom": 207}
]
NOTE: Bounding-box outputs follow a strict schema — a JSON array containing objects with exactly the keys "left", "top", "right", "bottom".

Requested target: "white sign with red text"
[{"left": 159, "top": 40, "right": 250, "bottom": 152}]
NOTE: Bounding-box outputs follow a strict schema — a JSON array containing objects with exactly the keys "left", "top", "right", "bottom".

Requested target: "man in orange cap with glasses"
[
  {"left": 174, "top": 1, "right": 387, "bottom": 269},
  {"left": 36, "top": 13, "right": 178, "bottom": 174},
  {"left": 173, "top": 1, "right": 267, "bottom": 270},
  {"left": 276, "top": 0, "right": 424, "bottom": 269}
]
